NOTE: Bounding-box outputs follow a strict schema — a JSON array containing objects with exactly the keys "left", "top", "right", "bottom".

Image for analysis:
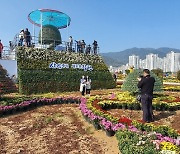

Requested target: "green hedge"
[{"left": 17, "top": 48, "right": 115, "bottom": 94}]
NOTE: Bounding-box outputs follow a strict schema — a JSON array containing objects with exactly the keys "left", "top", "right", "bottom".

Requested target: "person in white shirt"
[
  {"left": 80, "top": 76, "right": 86, "bottom": 96},
  {"left": 68, "top": 36, "right": 73, "bottom": 51}
]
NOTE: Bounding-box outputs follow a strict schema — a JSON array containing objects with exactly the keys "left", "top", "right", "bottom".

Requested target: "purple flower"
[{"left": 112, "top": 123, "right": 126, "bottom": 131}]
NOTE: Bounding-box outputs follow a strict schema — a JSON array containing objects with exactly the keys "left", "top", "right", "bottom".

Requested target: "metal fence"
[
  {"left": 14, "top": 34, "right": 99, "bottom": 53},
  {"left": 1, "top": 46, "right": 16, "bottom": 60},
  {"left": 0, "top": 34, "right": 100, "bottom": 60}
]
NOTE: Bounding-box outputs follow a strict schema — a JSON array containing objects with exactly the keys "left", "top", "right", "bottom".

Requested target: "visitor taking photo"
[{"left": 137, "top": 69, "right": 155, "bottom": 123}]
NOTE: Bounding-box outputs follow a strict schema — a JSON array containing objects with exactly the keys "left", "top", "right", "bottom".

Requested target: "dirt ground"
[
  {"left": 108, "top": 109, "right": 180, "bottom": 131},
  {"left": 0, "top": 89, "right": 179, "bottom": 154},
  {"left": 0, "top": 104, "right": 119, "bottom": 154}
]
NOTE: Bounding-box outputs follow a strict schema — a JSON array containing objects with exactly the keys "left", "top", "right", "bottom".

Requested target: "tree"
[
  {"left": 177, "top": 70, "right": 180, "bottom": 80},
  {"left": 0, "top": 65, "right": 17, "bottom": 95},
  {"left": 121, "top": 69, "right": 163, "bottom": 95}
]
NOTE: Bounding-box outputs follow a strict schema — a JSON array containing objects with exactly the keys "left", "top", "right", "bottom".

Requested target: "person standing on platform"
[
  {"left": 19, "top": 29, "right": 24, "bottom": 46},
  {"left": 80, "top": 76, "right": 86, "bottom": 96},
  {"left": 81, "top": 40, "right": 86, "bottom": 53},
  {"left": 75, "top": 40, "right": 81, "bottom": 53},
  {"left": 24, "top": 28, "right": 31, "bottom": 47},
  {"left": 86, "top": 76, "right": 91, "bottom": 96},
  {"left": 85, "top": 44, "right": 91, "bottom": 54},
  {"left": 69, "top": 36, "right": 73, "bottom": 51},
  {"left": 93, "top": 40, "right": 98, "bottom": 54},
  {"left": 137, "top": 69, "right": 155, "bottom": 123},
  {"left": 0, "top": 40, "right": 4, "bottom": 59}
]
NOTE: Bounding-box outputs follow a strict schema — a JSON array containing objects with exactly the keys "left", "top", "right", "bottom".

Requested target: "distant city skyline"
[
  {"left": 1, "top": 0, "right": 180, "bottom": 52},
  {"left": 113, "top": 51, "right": 180, "bottom": 73}
]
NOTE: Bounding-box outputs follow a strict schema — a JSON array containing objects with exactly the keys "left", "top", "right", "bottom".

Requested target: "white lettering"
[{"left": 49, "top": 62, "right": 93, "bottom": 71}]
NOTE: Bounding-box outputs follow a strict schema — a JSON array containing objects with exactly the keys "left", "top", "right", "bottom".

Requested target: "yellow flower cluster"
[
  {"left": 116, "top": 92, "right": 136, "bottom": 103},
  {"left": 160, "top": 141, "right": 180, "bottom": 153}
]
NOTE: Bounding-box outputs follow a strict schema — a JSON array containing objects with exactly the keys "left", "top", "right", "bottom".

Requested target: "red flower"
[{"left": 118, "top": 117, "right": 132, "bottom": 126}]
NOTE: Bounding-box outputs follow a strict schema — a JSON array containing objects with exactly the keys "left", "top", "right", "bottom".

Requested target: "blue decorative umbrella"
[
  {"left": 28, "top": 9, "right": 71, "bottom": 46},
  {"left": 28, "top": 9, "right": 71, "bottom": 29}
]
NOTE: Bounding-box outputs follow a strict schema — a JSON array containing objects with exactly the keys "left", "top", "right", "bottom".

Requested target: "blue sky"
[{"left": 0, "top": 0, "right": 180, "bottom": 53}]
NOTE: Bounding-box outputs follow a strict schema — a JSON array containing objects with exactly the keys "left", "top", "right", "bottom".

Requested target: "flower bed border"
[
  {"left": 97, "top": 99, "right": 180, "bottom": 111},
  {"left": 0, "top": 97, "right": 80, "bottom": 117},
  {"left": 79, "top": 97, "right": 180, "bottom": 153}
]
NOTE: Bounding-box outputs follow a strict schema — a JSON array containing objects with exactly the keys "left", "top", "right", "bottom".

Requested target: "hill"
[{"left": 101, "top": 47, "right": 180, "bottom": 66}]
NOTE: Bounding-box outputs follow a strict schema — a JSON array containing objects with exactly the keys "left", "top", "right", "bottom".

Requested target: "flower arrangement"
[
  {"left": 79, "top": 96, "right": 180, "bottom": 153},
  {"left": 0, "top": 97, "right": 80, "bottom": 117},
  {"left": 97, "top": 92, "right": 180, "bottom": 111},
  {"left": 160, "top": 141, "right": 180, "bottom": 153}
]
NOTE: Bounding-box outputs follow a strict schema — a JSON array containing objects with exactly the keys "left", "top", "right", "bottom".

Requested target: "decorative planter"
[
  {"left": 133, "top": 103, "right": 141, "bottom": 110},
  {"left": 117, "top": 104, "right": 122, "bottom": 109},
  {"left": 92, "top": 122, "right": 101, "bottom": 130},
  {"left": 105, "top": 129, "right": 115, "bottom": 137},
  {"left": 122, "top": 103, "right": 127, "bottom": 109},
  {"left": 83, "top": 115, "right": 91, "bottom": 123}
]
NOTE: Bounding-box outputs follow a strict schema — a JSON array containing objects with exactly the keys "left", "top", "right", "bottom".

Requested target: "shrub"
[
  {"left": 121, "top": 69, "right": 163, "bottom": 94},
  {"left": 116, "top": 129, "right": 159, "bottom": 154},
  {"left": 0, "top": 65, "right": 17, "bottom": 94},
  {"left": 152, "top": 68, "right": 163, "bottom": 80}
]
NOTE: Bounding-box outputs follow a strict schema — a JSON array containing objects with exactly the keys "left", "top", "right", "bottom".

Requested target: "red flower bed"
[{"left": 118, "top": 117, "right": 132, "bottom": 126}]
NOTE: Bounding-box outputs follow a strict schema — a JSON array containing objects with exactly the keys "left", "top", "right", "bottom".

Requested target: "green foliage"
[
  {"left": 0, "top": 95, "right": 35, "bottom": 106},
  {"left": 116, "top": 129, "right": 159, "bottom": 154},
  {"left": 38, "top": 25, "right": 61, "bottom": 45},
  {"left": 121, "top": 69, "right": 163, "bottom": 94},
  {"left": 0, "top": 65, "right": 17, "bottom": 94},
  {"left": 177, "top": 70, "right": 180, "bottom": 80},
  {"left": 17, "top": 48, "right": 116, "bottom": 94},
  {"left": 125, "top": 69, "right": 130, "bottom": 75},
  {"left": 152, "top": 68, "right": 163, "bottom": 80}
]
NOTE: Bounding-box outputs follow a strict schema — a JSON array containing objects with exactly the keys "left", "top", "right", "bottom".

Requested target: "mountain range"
[{"left": 101, "top": 47, "right": 180, "bottom": 67}]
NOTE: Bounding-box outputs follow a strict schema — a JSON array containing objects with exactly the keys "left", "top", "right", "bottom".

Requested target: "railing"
[
  {"left": 13, "top": 34, "right": 100, "bottom": 53},
  {"left": 0, "top": 34, "right": 100, "bottom": 61},
  {"left": 1, "top": 46, "right": 16, "bottom": 60}
]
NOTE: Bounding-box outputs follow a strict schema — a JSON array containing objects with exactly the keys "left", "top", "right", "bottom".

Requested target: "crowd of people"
[
  {"left": 0, "top": 31, "right": 99, "bottom": 59},
  {"left": 67, "top": 36, "right": 99, "bottom": 54},
  {"left": 80, "top": 76, "right": 91, "bottom": 96}
]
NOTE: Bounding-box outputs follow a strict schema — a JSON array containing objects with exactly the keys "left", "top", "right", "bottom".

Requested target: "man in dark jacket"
[
  {"left": 137, "top": 69, "right": 155, "bottom": 122},
  {"left": 24, "top": 28, "right": 31, "bottom": 47}
]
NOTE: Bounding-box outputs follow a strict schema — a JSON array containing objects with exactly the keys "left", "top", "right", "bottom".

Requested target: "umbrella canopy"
[{"left": 28, "top": 9, "right": 71, "bottom": 29}]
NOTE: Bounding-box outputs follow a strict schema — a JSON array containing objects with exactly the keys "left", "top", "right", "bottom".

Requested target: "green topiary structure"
[
  {"left": 17, "top": 47, "right": 116, "bottom": 95},
  {"left": 0, "top": 65, "right": 17, "bottom": 94},
  {"left": 38, "top": 25, "right": 62, "bottom": 45},
  {"left": 177, "top": 70, "right": 180, "bottom": 80},
  {"left": 121, "top": 69, "right": 163, "bottom": 94}
]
